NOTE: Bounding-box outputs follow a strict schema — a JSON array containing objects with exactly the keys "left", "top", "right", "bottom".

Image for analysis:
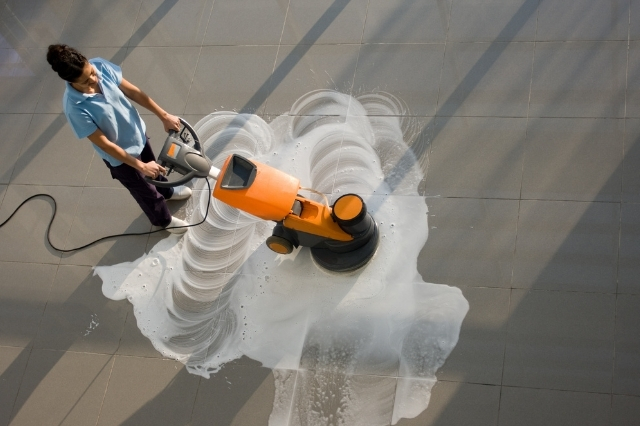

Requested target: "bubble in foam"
[{"left": 95, "top": 90, "right": 468, "bottom": 425}]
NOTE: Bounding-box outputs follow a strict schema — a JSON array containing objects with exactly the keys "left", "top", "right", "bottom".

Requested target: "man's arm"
[
  {"left": 87, "top": 128, "right": 166, "bottom": 178},
  {"left": 118, "top": 78, "right": 180, "bottom": 132}
]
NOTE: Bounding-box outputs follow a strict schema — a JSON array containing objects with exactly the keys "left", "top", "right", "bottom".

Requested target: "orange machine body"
[
  {"left": 213, "top": 155, "right": 299, "bottom": 221},
  {"left": 212, "top": 155, "right": 352, "bottom": 242}
]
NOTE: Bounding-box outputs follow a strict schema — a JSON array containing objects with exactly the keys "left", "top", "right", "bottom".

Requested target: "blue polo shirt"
[{"left": 62, "top": 58, "right": 147, "bottom": 167}]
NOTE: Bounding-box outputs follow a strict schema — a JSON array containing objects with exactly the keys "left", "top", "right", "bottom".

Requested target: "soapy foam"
[{"left": 95, "top": 90, "right": 468, "bottom": 425}]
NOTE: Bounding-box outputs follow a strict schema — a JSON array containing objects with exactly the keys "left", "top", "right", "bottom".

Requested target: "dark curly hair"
[{"left": 46, "top": 44, "right": 87, "bottom": 82}]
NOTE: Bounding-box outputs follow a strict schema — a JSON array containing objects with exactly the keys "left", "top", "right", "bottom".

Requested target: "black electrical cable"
[{"left": 0, "top": 179, "right": 211, "bottom": 253}]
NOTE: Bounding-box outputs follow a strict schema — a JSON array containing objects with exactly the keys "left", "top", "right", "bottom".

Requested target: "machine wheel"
[{"left": 266, "top": 235, "right": 294, "bottom": 254}]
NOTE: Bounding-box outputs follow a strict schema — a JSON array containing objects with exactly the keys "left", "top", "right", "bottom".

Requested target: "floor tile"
[
  {"left": 503, "top": 289, "right": 616, "bottom": 392},
  {"left": 0, "top": 114, "right": 32, "bottom": 185},
  {"left": 612, "top": 395, "right": 640, "bottom": 426},
  {"left": 626, "top": 42, "right": 640, "bottom": 118},
  {"left": 263, "top": 44, "right": 359, "bottom": 116},
  {"left": 418, "top": 198, "right": 518, "bottom": 288},
  {"left": 204, "top": 0, "right": 288, "bottom": 45},
  {"left": 0, "top": 184, "right": 81, "bottom": 264},
  {"left": 0, "top": 0, "right": 73, "bottom": 49},
  {"left": 0, "top": 262, "right": 57, "bottom": 348},
  {"left": 613, "top": 294, "right": 640, "bottom": 396},
  {"left": 631, "top": 2, "right": 640, "bottom": 41},
  {"left": 353, "top": 44, "right": 444, "bottom": 117},
  {"left": 0, "top": 346, "right": 29, "bottom": 426},
  {"left": 11, "top": 113, "right": 95, "bottom": 186},
  {"left": 59, "top": 187, "right": 151, "bottom": 267},
  {"left": 33, "top": 265, "right": 128, "bottom": 354},
  {"left": 10, "top": 350, "right": 112, "bottom": 426},
  {"left": 426, "top": 117, "right": 527, "bottom": 198},
  {"left": 60, "top": 0, "right": 142, "bottom": 48},
  {"left": 128, "top": 0, "right": 213, "bottom": 47},
  {"left": 619, "top": 203, "right": 640, "bottom": 294},
  {"left": 97, "top": 356, "right": 200, "bottom": 426},
  {"left": 512, "top": 200, "right": 619, "bottom": 292},
  {"left": 395, "top": 381, "right": 500, "bottom": 426},
  {"left": 116, "top": 305, "right": 162, "bottom": 358},
  {"left": 122, "top": 46, "right": 200, "bottom": 117},
  {"left": 436, "top": 287, "right": 510, "bottom": 385},
  {"left": 83, "top": 154, "right": 121, "bottom": 188},
  {"left": 280, "top": 0, "right": 368, "bottom": 45},
  {"left": 191, "top": 363, "right": 281, "bottom": 426},
  {"left": 36, "top": 47, "right": 127, "bottom": 114},
  {"left": 185, "top": 45, "right": 279, "bottom": 115},
  {"left": 521, "top": 118, "right": 623, "bottom": 202},
  {"left": 363, "top": 0, "right": 450, "bottom": 43},
  {"left": 498, "top": 387, "right": 611, "bottom": 426},
  {"left": 536, "top": 0, "right": 629, "bottom": 41},
  {"left": 530, "top": 41, "right": 627, "bottom": 118},
  {"left": 437, "top": 42, "right": 534, "bottom": 117},
  {"left": 0, "top": 48, "right": 47, "bottom": 113},
  {"left": 449, "top": 0, "right": 538, "bottom": 42},
  {"left": 624, "top": 120, "right": 640, "bottom": 202}
]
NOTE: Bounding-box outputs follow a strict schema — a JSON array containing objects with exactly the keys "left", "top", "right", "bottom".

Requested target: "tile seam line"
[
  {"left": 425, "top": 196, "right": 622, "bottom": 204},
  {"left": 96, "top": 40, "right": 636, "bottom": 47},
  {"left": 499, "top": 384, "right": 616, "bottom": 396},
  {"left": 7, "top": 113, "right": 36, "bottom": 185},
  {"left": 610, "top": 0, "right": 632, "bottom": 408},
  {"left": 331, "top": 0, "right": 370, "bottom": 196},
  {"left": 284, "top": 369, "right": 299, "bottom": 426},
  {"left": 187, "top": 376, "right": 204, "bottom": 424},
  {"left": 261, "top": 0, "right": 292, "bottom": 117},
  {"left": 509, "top": 288, "right": 619, "bottom": 296},
  {"left": 181, "top": 0, "right": 217, "bottom": 118},
  {"left": 95, "top": 354, "right": 117, "bottom": 426},
  {"left": 501, "top": 8, "right": 542, "bottom": 416}
]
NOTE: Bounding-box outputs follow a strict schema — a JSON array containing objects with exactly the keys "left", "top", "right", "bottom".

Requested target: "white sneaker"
[
  {"left": 165, "top": 216, "right": 189, "bottom": 234},
  {"left": 169, "top": 185, "right": 192, "bottom": 201}
]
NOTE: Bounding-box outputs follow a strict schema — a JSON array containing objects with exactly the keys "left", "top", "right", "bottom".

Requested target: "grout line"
[
  {"left": 187, "top": 376, "right": 203, "bottom": 424},
  {"left": 6, "top": 345, "right": 34, "bottom": 424},
  {"left": 95, "top": 354, "right": 117, "bottom": 426},
  {"left": 181, "top": 1, "right": 216, "bottom": 118},
  {"left": 284, "top": 369, "right": 299, "bottom": 426},
  {"left": 433, "top": 0, "right": 453, "bottom": 120},
  {"left": 261, "top": 0, "right": 292, "bottom": 116}
]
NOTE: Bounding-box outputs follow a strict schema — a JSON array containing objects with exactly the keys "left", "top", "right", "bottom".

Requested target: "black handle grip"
[
  {"left": 144, "top": 117, "right": 202, "bottom": 188},
  {"left": 147, "top": 171, "right": 197, "bottom": 188}
]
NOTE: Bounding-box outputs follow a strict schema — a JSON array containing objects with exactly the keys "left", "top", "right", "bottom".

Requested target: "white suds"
[{"left": 95, "top": 90, "right": 468, "bottom": 425}]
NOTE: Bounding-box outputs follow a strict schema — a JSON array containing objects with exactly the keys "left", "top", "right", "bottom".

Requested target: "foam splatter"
[{"left": 95, "top": 90, "right": 468, "bottom": 425}]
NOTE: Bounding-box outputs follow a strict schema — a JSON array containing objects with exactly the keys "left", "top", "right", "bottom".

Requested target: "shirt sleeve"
[
  {"left": 92, "top": 57, "right": 122, "bottom": 86},
  {"left": 64, "top": 105, "right": 98, "bottom": 139}
]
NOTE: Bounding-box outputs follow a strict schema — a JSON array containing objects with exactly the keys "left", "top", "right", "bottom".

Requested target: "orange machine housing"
[
  {"left": 212, "top": 155, "right": 352, "bottom": 242},
  {"left": 213, "top": 155, "right": 299, "bottom": 220}
]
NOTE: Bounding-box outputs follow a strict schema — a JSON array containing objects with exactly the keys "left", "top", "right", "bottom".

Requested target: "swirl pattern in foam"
[{"left": 95, "top": 90, "right": 468, "bottom": 425}]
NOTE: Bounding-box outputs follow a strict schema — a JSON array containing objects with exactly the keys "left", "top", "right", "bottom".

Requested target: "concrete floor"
[{"left": 1, "top": 0, "right": 640, "bottom": 425}]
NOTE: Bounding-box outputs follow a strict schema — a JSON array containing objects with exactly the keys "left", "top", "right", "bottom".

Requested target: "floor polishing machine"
[{"left": 146, "top": 118, "right": 379, "bottom": 273}]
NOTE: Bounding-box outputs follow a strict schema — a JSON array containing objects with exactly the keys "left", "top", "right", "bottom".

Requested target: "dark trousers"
[{"left": 104, "top": 139, "right": 174, "bottom": 227}]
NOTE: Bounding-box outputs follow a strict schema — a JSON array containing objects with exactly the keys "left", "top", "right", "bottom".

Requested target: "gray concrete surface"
[{"left": 1, "top": 0, "right": 639, "bottom": 425}]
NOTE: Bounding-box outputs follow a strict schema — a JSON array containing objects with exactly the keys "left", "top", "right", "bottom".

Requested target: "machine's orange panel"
[
  {"left": 283, "top": 198, "right": 352, "bottom": 242},
  {"left": 213, "top": 155, "right": 300, "bottom": 221}
]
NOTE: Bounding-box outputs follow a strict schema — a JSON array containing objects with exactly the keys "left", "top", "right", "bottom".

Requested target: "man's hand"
[{"left": 140, "top": 161, "right": 167, "bottom": 179}]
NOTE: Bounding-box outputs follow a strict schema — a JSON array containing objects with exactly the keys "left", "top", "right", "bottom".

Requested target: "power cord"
[{"left": 0, "top": 179, "right": 211, "bottom": 253}]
